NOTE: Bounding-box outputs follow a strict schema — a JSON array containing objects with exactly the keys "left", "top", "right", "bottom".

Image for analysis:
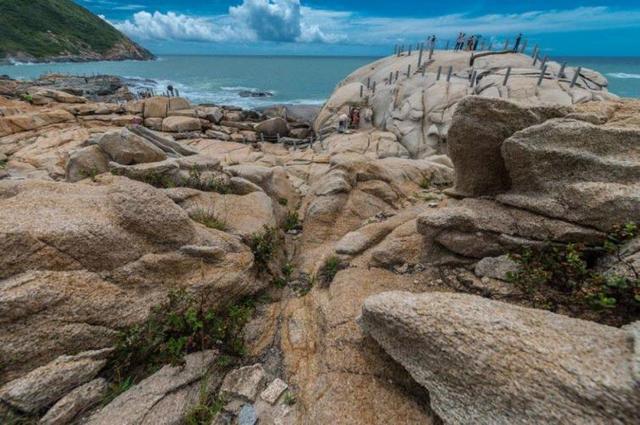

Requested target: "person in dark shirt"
[{"left": 513, "top": 33, "right": 523, "bottom": 52}]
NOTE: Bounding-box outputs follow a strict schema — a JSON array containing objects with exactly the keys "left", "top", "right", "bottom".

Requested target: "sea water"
[{"left": 1, "top": 55, "right": 639, "bottom": 107}]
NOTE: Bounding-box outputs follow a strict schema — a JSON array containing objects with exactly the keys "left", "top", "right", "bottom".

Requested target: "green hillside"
[{"left": 0, "top": 0, "right": 153, "bottom": 61}]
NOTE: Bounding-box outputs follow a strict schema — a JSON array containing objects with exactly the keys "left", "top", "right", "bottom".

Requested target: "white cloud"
[{"left": 112, "top": 4, "right": 640, "bottom": 46}]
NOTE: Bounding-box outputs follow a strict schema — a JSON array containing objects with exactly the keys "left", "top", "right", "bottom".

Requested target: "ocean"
[{"left": 0, "top": 55, "right": 639, "bottom": 107}]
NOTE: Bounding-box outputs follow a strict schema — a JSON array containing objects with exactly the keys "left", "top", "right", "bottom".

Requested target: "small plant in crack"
[{"left": 191, "top": 208, "right": 227, "bottom": 231}]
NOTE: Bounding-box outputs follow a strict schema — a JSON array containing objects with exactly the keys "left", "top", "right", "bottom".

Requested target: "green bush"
[
  {"left": 507, "top": 222, "right": 639, "bottom": 326},
  {"left": 105, "top": 289, "right": 254, "bottom": 386},
  {"left": 249, "top": 226, "right": 279, "bottom": 267},
  {"left": 283, "top": 211, "right": 301, "bottom": 232},
  {"left": 319, "top": 256, "right": 342, "bottom": 286}
]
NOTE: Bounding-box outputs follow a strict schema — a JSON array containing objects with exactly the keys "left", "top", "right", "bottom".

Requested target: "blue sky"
[{"left": 80, "top": 0, "right": 640, "bottom": 56}]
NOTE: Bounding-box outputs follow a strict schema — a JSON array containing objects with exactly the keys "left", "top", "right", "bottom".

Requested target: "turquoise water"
[
  {"left": 557, "top": 56, "right": 640, "bottom": 99},
  {"left": 0, "top": 55, "right": 377, "bottom": 108},
  {"left": 0, "top": 55, "right": 638, "bottom": 107}
]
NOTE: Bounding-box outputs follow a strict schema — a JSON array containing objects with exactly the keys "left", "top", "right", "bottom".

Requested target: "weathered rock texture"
[
  {"left": 0, "top": 176, "right": 259, "bottom": 384},
  {"left": 315, "top": 51, "right": 617, "bottom": 158},
  {"left": 360, "top": 291, "right": 640, "bottom": 425}
]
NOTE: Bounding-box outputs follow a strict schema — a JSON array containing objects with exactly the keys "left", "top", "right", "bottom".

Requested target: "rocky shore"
[{"left": 0, "top": 50, "right": 639, "bottom": 425}]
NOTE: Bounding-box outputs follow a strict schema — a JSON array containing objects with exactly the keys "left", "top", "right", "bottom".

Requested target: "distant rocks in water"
[{"left": 238, "top": 90, "right": 273, "bottom": 98}]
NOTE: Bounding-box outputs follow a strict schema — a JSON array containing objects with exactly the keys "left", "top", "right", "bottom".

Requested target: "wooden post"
[
  {"left": 532, "top": 50, "right": 539, "bottom": 66},
  {"left": 570, "top": 66, "right": 582, "bottom": 88},
  {"left": 417, "top": 43, "right": 424, "bottom": 68},
  {"left": 367, "top": 77, "right": 371, "bottom": 89},
  {"left": 436, "top": 65, "right": 442, "bottom": 80},
  {"left": 503, "top": 67, "right": 512, "bottom": 86},
  {"left": 537, "top": 65, "right": 547, "bottom": 86},
  {"left": 540, "top": 55, "right": 548, "bottom": 69},
  {"left": 360, "top": 85, "right": 363, "bottom": 97},
  {"left": 558, "top": 62, "right": 567, "bottom": 79},
  {"left": 395, "top": 70, "right": 399, "bottom": 82},
  {"left": 429, "top": 44, "right": 434, "bottom": 60},
  {"left": 504, "top": 39, "right": 509, "bottom": 50},
  {"left": 407, "top": 64, "right": 411, "bottom": 77},
  {"left": 408, "top": 45, "right": 412, "bottom": 56},
  {"left": 532, "top": 44, "right": 539, "bottom": 58},
  {"left": 388, "top": 72, "right": 393, "bottom": 85},
  {"left": 470, "top": 70, "right": 477, "bottom": 87},
  {"left": 372, "top": 81, "right": 376, "bottom": 94},
  {"left": 446, "top": 66, "right": 453, "bottom": 82}
]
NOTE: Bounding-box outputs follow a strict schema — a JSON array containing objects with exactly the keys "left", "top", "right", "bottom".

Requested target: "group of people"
[
  {"left": 338, "top": 106, "right": 361, "bottom": 133},
  {"left": 454, "top": 32, "right": 480, "bottom": 51}
]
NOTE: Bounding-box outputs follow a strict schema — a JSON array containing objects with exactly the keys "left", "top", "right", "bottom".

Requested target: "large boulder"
[
  {"left": 161, "top": 116, "right": 202, "bottom": 133},
  {"left": 96, "top": 127, "right": 167, "bottom": 165},
  {"left": 498, "top": 118, "right": 640, "bottom": 231},
  {"left": 256, "top": 117, "right": 289, "bottom": 138},
  {"left": 39, "top": 378, "right": 108, "bottom": 425},
  {"left": 0, "top": 109, "right": 75, "bottom": 137},
  {"left": 143, "top": 97, "right": 169, "bottom": 118},
  {"left": 447, "top": 96, "right": 568, "bottom": 197},
  {"left": 0, "top": 176, "right": 259, "bottom": 384},
  {"left": 360, "top": 291, "right": 640, "bottom": 425},
  {"left": 65, "top": 145, "right": 110, "bottom": 182},
  {"left": 416, "top": 198, "right": 605, "bottom": 264}
]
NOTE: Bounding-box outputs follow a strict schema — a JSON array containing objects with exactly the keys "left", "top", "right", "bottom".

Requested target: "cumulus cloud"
[
  {"left": 113, "top": 11, "right": 239, "bottom": 42},
  {"left": 229, "top": 0, "right": 302, "bottom": 42},
  {"left": 113, "top": 0, "right": 344, "bottom": 44},
  {"left": 111, "top": 4, "right": 640, "bottom": 46}
]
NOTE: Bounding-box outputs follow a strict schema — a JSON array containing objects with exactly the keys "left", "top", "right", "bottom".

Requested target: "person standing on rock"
[
  {"left": 338, "top": 113, "right": 349, "bottom": 133},
  {"left": 513, "top": 33, "right": 523, "bottom": 52}
]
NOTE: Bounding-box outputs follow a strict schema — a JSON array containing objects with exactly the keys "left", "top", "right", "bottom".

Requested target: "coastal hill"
[
  {"left": 0, "top": 0, "right": 153, "bottom": 63},
  {"left": 0, "top": 51, "right": 639, "bottom": 425}
]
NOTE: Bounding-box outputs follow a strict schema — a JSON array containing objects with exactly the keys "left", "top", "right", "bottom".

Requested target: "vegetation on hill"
[{"left": 0, "top": 0, "right": 153, "bottom": 61}]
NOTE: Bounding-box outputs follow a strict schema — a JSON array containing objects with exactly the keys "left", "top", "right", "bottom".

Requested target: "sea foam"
[{"left": 608, "top": 72, "right": 640, "bottom": 79}]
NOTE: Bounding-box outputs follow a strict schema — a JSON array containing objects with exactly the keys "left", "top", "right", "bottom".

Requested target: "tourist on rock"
[
  {"left": 338, "top": 113, "right": 349, "bottom": 133},
  {"left": 514, "top": 33, "right": 523, "bottom": 52}
]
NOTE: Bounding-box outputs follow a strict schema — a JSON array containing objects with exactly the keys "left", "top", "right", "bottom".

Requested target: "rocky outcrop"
[
  {"left": 498, "top": 118, "right": 640, "bottom": 231},
  {"left": 447, "top": 96, "right": 569, "bottom": 197},
  {"left": 0, "top": 176, "right": 259, "bottom": 384},
  {"left": 418, "top": 97, "right": 639, "bottom": 264},
  {"left": 360, "top": 291, "right": 640, "bottom": 425},
  {"left": 315, "top": 51, "right": 617, "bottom": 158},
  {"left": 86, "top": 351, "right": 221, "bottom": 425},
  {"left": 39, "top": 378, "right": 108, "bottom": 425},
  {"left": 0, "top": 348, "right": 111, "bottom": 413}
]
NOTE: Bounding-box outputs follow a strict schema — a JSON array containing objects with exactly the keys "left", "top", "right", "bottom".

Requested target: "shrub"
[
  {"left": 249, "top": 226, "right": 279, "bottom": 267},
  {"left": 506, "top": 222, "right": 639, "bottom": 326},
  {"left": 319, "top": 255, "right": 342, "bottom": 286},
  {"left": 191, "top": 208, "right": 227, "bottom": 231},
  {"left": 419, "top": 175, "right": 431, "bottom": 189},
  {"left": 106, "top": 289, "right": 254, "bottom": 385},
  {"left": 283, "top": 211, "right": 301, "bottom": 232},
  {"left": 184, "top": 167, "right": 231, "bottom": 194},
  {"left": 278, "top": 197, "right": 288, "bottom": 206}
]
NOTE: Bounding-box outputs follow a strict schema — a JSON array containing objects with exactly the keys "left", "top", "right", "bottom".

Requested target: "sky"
[{"left": 79, "top": 0, "right": 640, "bottom": 56}]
